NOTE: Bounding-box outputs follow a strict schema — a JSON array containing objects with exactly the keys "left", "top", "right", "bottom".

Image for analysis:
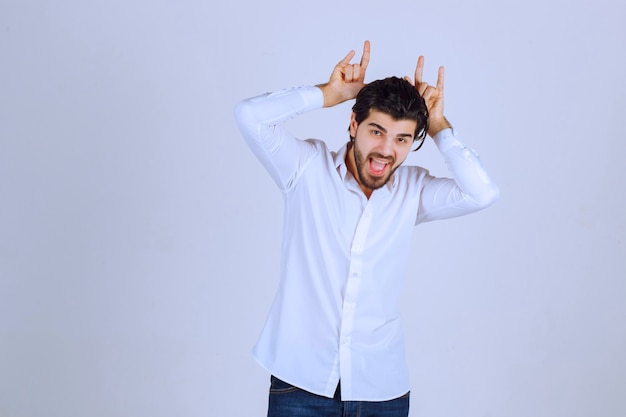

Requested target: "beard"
[{"left": 352, "top": 142, "right": 399, "bottom": 192}]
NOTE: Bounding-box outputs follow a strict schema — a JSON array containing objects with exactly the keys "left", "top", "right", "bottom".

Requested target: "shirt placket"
[{"left": 338, "top": 200, "right": 373, "bottom": 398}]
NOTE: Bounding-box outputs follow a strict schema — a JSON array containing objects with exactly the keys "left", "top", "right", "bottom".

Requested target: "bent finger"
[
  {"left": 344, "top": 64, "right": 354, "bottom": 82},
  {"left": 352, "top": 64, "right": 362, "bottom": 81}
]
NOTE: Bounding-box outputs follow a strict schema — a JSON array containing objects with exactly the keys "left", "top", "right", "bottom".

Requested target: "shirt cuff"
[
  {"left": 299, "top": 86, "right": 325, "bottom": 111},
  {"left": 432, "top": 127, "right": 465, "bottom": 152}
]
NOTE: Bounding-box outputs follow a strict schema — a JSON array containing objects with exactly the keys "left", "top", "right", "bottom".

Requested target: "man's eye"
[{"left": 372, "top": 130, "right": 381, "bottom": 136}]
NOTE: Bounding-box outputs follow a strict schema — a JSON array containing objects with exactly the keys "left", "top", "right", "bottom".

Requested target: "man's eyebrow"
[
  {"left": 367, "top": 122, "right": 387, "bottom": 133},
  {"left": 368, "top": 122, "right": 413, "bottom": 138}
]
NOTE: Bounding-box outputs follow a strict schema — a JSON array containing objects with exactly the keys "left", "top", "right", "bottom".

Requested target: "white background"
[{"left": 1, "top": 1, "right": 625, "bottom": 416}]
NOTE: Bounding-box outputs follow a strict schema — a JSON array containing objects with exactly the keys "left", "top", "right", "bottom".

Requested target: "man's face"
[{"left": 348, "top": 110, "right": 416, "bottom": 195}]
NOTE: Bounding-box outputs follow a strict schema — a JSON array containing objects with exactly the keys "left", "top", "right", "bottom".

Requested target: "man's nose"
[{"left": 376, "top": 137, "right": 394, "bottom": 157}]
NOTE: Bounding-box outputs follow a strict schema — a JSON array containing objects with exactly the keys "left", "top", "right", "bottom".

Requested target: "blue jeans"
[{"left": 267, "top": 376, "right": 410, "bottom": 417}]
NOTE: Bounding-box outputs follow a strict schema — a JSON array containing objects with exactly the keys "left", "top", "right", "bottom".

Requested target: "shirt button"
[{"left": 352, "top": 272, "right": 359, "bottom": 278}]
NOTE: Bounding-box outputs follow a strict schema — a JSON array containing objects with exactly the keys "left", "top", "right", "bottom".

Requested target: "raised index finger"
[
  {"left": 359, "top": 40, "right": 371, "bottom": 71},
  {"left": 414, "top": 55, "right": 425, "bottom": 85}
]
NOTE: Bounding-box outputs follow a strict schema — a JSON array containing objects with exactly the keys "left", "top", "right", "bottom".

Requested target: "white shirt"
[{"left": 234, "top": 86, "right": 499, "bottom": 401}]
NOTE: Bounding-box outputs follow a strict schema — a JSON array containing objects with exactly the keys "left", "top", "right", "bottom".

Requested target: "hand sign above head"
[
  {"left": 405, "top": 56, "right": 451, "bottom": 136},
  {"left": 318, "top": 40, "right": 370, "bottom": 108}
]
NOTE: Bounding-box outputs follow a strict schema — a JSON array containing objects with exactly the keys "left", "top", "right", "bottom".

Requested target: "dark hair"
[{"left": 351, "top": 76, "right": 429, "bottom": 151}]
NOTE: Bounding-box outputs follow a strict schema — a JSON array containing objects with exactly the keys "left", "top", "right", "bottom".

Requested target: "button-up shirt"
[{"left": 234, "top": 86, "right": 499, "bottom": 401}]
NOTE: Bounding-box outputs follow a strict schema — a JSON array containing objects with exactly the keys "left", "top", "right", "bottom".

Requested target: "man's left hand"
[{"left": 405, "top": 56, "right": 452, "bottom": 137}]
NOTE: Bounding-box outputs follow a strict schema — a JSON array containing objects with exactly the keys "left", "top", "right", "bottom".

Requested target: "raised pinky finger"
[
  {"left": 338, "top": 50, "right": 356, "bottom": 67},
  {"left": 436, "top": 66, "right": 445, "bottom": 91}
]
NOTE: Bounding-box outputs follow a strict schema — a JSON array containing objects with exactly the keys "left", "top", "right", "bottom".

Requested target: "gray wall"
[{"left": 1, "top": 0, "right": 624, "bottom": 416}]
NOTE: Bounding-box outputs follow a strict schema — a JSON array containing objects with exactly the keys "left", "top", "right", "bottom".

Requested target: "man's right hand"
[{"left": 317, "top": 40, "right": 370, "bottom": 108}]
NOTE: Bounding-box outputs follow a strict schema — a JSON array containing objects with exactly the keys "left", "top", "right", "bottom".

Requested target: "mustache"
[{"left": 368, "top": 153, "right": 394, "bottom": 164}]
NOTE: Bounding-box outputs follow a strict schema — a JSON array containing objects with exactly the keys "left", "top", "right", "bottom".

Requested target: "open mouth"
[{"left": 368, "top": 157, "right": 391, "bottom": 176}]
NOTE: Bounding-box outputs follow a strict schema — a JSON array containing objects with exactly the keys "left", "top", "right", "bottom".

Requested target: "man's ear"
[{"left": 349, "top": 112, "right": 358, "bottom": 137}]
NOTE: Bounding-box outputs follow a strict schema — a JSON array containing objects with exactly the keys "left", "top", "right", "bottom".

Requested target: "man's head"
[
  {"left": 350, "top": 76, "right": 429, "bottom": 148},
  {"left": 346, "top": 77, "right": 429, "bottom": 197}
]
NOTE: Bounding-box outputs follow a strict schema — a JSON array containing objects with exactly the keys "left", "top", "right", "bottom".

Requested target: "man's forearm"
[
  {"left": 234, "top": 86, "right": 324, "bottom": 191},
  {"left": 428, "top": 116, "right": 453, "bottom": 138},
  {"left": 316, "top": 83, "right": 352, "bottom": 108},
  {"left": 432, "top": 128, "right": 500, "bottom": 206}
]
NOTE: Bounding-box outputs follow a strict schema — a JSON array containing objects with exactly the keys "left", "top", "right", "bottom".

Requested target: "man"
[{"left": 234, "top": 41, "right": 499, "bottom": 417}]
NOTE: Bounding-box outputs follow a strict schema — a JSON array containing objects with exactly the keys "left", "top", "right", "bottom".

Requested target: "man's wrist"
[
  {"left": 428, "top": 116, "right": 452, "bottom": 137},
  {"left": 316, "top": 83, "right": 352, "bottom": 108},
  {"left": 316, "top": 83, "right": 337, "bottom": 108}
]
